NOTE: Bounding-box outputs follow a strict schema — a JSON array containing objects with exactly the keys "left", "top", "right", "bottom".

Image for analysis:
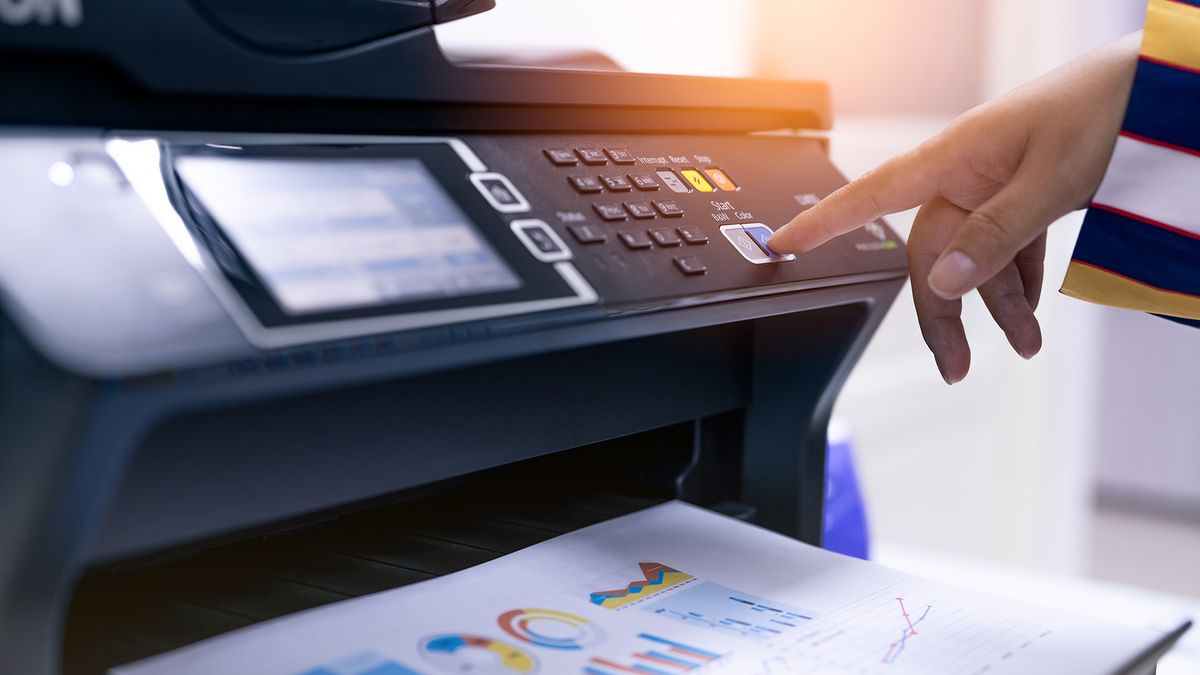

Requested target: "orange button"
[
  {"left": 704, "top": 168, "right": 737, "bottom": 192},
  {"left": 679, "top": 169, "right": 714, "bottom": 193}
]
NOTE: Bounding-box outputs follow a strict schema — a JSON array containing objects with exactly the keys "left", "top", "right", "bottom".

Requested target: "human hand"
[{"left": 769, "top": 33, "right": 1141, "bottom": 383}]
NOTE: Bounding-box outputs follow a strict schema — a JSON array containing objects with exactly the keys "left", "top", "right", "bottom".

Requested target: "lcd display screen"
[{"left": 175, "top": 156, "right": 523, "bottom": 315}]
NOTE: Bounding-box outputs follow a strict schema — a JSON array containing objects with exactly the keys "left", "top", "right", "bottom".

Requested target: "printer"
[{"left": 0, "top": 2, "right": 907, "bottom": 673}]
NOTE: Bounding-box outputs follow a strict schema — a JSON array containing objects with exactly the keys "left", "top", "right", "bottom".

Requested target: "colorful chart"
[
  {"left": 498, "top": 608, "right": 604, "bottom": 650},
  {"left": 584, "top": 633, "right": 724, "bottom": 675},
  {"left": 295, "top": 651, "right": 424, "bottom": 675},
  {"left": 643, "top": 581, "right": 814, "bottom": 640},
  {"left": 589, "top": 563, "right": 694, "bottom": 610},
  {"left": 419, "top": 634, "right": 538, "bottom": 674}
]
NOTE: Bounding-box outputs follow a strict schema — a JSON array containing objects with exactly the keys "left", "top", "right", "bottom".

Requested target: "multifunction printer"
[{"left": 0, "top": 2, "right": 907, "bottom": 673}]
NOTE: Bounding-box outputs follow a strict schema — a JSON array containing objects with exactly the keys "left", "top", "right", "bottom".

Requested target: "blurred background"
[{"left": 436, "top": 0, "right": 1200, "bottom": 597}]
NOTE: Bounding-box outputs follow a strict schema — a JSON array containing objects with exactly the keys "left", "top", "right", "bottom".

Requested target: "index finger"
[{"left": 768, "top": 145, "right": 940, "bottom": 253}]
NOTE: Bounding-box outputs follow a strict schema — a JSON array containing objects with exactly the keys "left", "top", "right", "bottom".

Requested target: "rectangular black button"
[
  {"left": 606, "top": 148, "right": 637, "bottom": 165},
  {"left": 544, "top": 148, "right": 578, "bottom": 166},
  {"left": 674, "top": 256, "right": 708, "bottom": 275},
  {"left": 569, "top": 175, "right": 604, "bottom": 193},
  {"left": 569, "top": 224, "right": 608, "bottom": 244},
  {"left": 653, "top": 199, "right": 684, "bottom": 217},
  {"left": 576, "top": 148, "right": 608, "bottom": 165},
  {"left": 649, "top": 228, "right": 683, "bottom": 247},
  {"left": 678, "top": 226, "right": 709, "bottom": 244},
  {"left": 624, "top": 201, "right": 657, "bottom": 219},
  {"left": 601, "top": 175, "right": 633, "bottom": 192},
  {"left": 618, "top": 230, "right": 654, "bottom": 250},
  {"left": 629, "top": 173, "right": 660, "bottom": 191},
  {"left": 594, "top": 203, "right": 628, "bottom": 221}
]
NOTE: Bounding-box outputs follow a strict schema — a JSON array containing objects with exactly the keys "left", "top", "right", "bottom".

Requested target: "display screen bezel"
[{"left": 166, "top": 142, "right": 576, "bottom": 329}]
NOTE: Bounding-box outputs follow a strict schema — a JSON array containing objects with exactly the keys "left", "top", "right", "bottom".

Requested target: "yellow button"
[
  {"left": 704, "top": 168, "right": 737, "bottom": 192},
  {"left": 679, "top": 169, "right": 714, "bottom": 193}
]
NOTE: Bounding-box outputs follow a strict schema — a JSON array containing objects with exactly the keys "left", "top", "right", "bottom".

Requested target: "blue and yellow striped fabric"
[{"left": 1061, "top": 0, "right": 1200, "bottom": 327}]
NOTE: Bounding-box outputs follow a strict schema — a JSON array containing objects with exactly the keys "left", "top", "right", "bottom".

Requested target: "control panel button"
[
  {"left": 618, "top": 230, "right": 654, "bottom": 250},
  {"left": 704, "top": 168, "right": 738, "bottom": 192},
  {"left": 720, "top": 224, "right": 770, "bottom": 263},
  {"left": 576, "top": 148, "right": 608, "bottom": 165},
  {"left": 629, "top": 173, "right": 660, "bottom": 191},
  {"left": 511, "top": 219, "right": 571, "bottom": 262},
  {"left": 544, "top": 148, "right": 578, "bottom": 166},
  {"left": 674, "top": 256, "right": 708, "bottom": 275},
  {"left": 624, "top": 201, "right": 657, "bottom": 219},
  {"left": 656, "top": 170, "right": 690, "bottom": 193},
  {"left": 678, "top": 226, "right": 709, "bottom": 245},
  {"left": 594, "top": 203, "right": 628, "bottom": 221},
  {"left": 601, "top": 175, "right": 633, "bottom": 192},
  {"left": 742, "top": 223, "right": 797, "bottom": 261},
  {"left": 470, "top": 172, "right": 530, "bottom": 214},
  {"left": 568, "top": 175, "right": 604, "bottom": 193},
  {"left": 568, "top": 224, "right": 608, "bottom": 244},
  {"left": 649, "top": 228, "right": 683, "bottom": 247},
  {"left": 679, "top": 169, "right": 714, "bottom": 192},
  {"left": 652, "top": 199, "right": 684, "bottom": 217},
  {"left": 606, "top": 148, "right": 637, "bottom": 165}
]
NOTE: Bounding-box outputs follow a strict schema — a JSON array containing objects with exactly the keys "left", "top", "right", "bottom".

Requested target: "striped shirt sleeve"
[{"left": 1059, "top": 0, "right": 1200, "bottom": 328}]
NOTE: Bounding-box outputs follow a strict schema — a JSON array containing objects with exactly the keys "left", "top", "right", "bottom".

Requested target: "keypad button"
[
  {"left": 742, "top": 223, "right": 796, "bottom": 261},
  {"left": 674, "top": 256, "right": 708, "bottom": 275},
  {"left": 568, "top": 224, "right": 608, "bottom": 244},
  {"left": 629, "top": 173, "right": 660, "bottom": 191},
  {"left": 624, "top": 201, "right": 657, "bottom": 219},
  {"left": 679, "top": 169, "right": 714, "bottom": 192},
  {"left": 601, "top": 175, "right": 633, "bottom": 192},
  {"left": 656, "top": 170, "right": 690, "bottom": 193},
  {"left": 618, "top": 230, "right": 654, "bottom": 250},
  {"left": 678, "top": 226, "right": 709, "bottom": 245},
  {"left": 606, "top": 148, "right": 637, "bottom": 164},
  {"left": 576, "top": 148, "right": 608, "bottom": 165},
  {"left": 652, "top": 199, "right": 685, "bottom": 217},
  {"left": 594, "top": 203, "right": 628, "bottom": 221},
  {"left": 568, "top": 175, "right": 604, "bottom": 193},
  {"left": 544, "top": 148, "right": 578, "bottom": 166},
  {"left": 704, "top": 168, "right": 738, "bottom": 192},
  {"left": 649, "top": 228, "right": 683, "bottom": 247}
]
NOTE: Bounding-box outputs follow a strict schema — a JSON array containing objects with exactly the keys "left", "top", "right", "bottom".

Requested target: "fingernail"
[{"left": 928, "top": 251, "right": 977, "bottom": 299}]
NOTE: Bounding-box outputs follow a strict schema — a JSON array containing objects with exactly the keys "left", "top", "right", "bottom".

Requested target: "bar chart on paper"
[{"left": 719, "top": 583, "right": 1056, "bottom": 675}]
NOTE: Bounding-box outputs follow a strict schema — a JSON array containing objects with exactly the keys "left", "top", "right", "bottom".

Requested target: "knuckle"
[{"left": 962, "top": 209, "right": 1013, "bottom": 251}]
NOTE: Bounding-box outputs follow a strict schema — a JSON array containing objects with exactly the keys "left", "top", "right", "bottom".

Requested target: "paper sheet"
[{"left": 114, "top": 502, "right": 1172, "bottom": 675}]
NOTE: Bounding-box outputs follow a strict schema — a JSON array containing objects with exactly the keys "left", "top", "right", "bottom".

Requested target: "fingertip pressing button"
[{"left": 742, "top": 223, "right": 796, "bottom": 261}]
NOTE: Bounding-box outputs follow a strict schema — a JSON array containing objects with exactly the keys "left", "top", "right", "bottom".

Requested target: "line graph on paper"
[
  {"left": 880, "top": 596, "right": 933, "bottom": 664},
  {"left": 705, "top": 583, "right": 1056, "bottom": 675}
]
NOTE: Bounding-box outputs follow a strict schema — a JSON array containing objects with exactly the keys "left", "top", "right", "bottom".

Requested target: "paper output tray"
[{"left": 65, "top": 475, "right": 664, "bottom": 675}]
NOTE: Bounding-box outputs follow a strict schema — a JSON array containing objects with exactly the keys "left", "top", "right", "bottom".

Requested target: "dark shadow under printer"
[{"left": 0, "top": 2, "right": 908, "bottom": 673}]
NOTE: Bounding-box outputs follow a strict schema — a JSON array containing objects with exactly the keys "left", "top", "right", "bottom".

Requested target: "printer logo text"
[{"left": 0, "top": 0, "right": 82, "bottom": 27}]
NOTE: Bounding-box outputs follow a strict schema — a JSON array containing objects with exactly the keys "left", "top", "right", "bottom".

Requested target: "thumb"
[{"left": 927, "top": 164, "right": 1063, "bottom": 300}]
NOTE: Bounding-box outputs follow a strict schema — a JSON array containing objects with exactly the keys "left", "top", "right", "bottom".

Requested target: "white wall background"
[{"left": 435, "top": 0, "right": 753, "bottom": 78}]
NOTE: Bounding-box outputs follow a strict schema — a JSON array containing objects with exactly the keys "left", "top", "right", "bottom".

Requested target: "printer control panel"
[
  {"left": 0, "top": 131, "right": 907, "bottom": 373},
  {"left": 462, "top": 134, "right": 905, "bottom": 307}
]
